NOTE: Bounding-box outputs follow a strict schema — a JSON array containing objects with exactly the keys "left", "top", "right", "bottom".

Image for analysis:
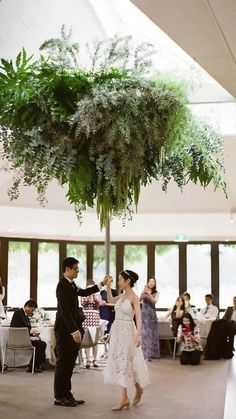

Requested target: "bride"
[{"left": 104, "top": 270, "right": 150, "bottom": 411}]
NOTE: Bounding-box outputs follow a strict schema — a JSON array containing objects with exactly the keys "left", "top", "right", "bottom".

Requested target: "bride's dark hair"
[{"left": 120, "top": 270, "right": 139, "bottom": 287}]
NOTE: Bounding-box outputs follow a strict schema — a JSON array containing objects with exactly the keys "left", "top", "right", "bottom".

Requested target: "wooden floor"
[{"left": 0, "top": 353, "right": 235, "bottom": 419}]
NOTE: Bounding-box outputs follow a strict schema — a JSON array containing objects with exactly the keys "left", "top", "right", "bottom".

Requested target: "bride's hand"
[
  {"left": 135, "top": 334, "right": 141, "bottom": 347},
  {"left": 104, "top": 275, "right": 112, "bottom": 285}
]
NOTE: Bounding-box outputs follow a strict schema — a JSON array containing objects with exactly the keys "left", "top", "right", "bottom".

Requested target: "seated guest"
[
  {"left": 200, "top": 294, "right": 219, "bottom": 320},
  {"left": 10, "top": 299, "right": 46, "bottom": 372},
  {"left": 223, "top": 296, "right": 236, "bottom": 324},
  {"left": 169, "top": 296, "right": 185, "bottom": 337},
  {"left": 182, "top": 292, "right": 198, "bottom": 321},
  {"left": 177, "top": 313, "right": 203, "bottom": 365}
]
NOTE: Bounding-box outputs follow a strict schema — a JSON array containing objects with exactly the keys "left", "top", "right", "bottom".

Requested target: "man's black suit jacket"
[
  {"left": 54, "top": 277, "right": 100, "bottom": 336},
  {"left": 10, "top": 308, "right": 31, "bottom": 333},
  {"left": 223, "top": 307, "right": 234, "bottom": 321}
]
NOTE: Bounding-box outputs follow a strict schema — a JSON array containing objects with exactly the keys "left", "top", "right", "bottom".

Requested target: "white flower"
[{"left": 30, "top": 308, "right": 50, "bottom": 325}]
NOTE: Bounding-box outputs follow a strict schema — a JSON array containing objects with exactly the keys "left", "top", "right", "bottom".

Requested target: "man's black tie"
[{"left": 25, "top": 315, "right": 31, "bottom": 329}]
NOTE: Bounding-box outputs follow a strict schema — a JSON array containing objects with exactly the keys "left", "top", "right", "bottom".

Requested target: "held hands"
[
  {"left": 103, "top": 275, "right": 112, "bottom": 286},
  {"left": 72, "top": 330, "right": 81, "bottom": 344},
  {"left": 99, "top": 299, "right": 107, "bottom": 306}
]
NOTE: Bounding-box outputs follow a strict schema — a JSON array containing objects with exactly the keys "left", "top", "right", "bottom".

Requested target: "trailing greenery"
[{"left": 0, "top": 28, "right": 226, "bottom": 228}]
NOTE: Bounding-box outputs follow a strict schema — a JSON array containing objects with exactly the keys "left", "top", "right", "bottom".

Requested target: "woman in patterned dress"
[
  {"left": 140, "top": 277, "right": 160, "bottom": 360},
  {"left": 177, "top": 313, "right": 203, "bottom": 365},
  {"left": 104, "top": 270, "right": 150, "bottom": 411},
  {"left": 81, "top": 280, "right": 101, "bottom": 368}
]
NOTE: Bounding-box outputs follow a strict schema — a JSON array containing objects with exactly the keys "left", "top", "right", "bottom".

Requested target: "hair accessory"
[{"left": 123, "top": 270, "right": 130, "bottom": 277}]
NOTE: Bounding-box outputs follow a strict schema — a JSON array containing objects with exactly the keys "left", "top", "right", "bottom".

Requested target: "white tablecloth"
[
  {"left": 31, "top": 325, "right": 56, "bottom": 365},
  {"left": 197, "top": 319, "right": 214, "bottom": 339}
]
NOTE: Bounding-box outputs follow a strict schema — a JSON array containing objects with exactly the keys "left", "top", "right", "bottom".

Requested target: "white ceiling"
[
  {"left": 0, "top": 0, "right": 236, "bottom": 241},
  {"left": 131, "top": 0, "right": 236, "bottom": 99}
]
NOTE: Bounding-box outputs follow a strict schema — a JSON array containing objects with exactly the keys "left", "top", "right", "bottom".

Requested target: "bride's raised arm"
[{"left": 106, "top": 276, "right": 120, "bottom": 304}]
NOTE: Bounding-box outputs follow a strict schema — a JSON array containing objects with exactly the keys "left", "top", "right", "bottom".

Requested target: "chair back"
[
  {"left": 81, "top": 328, "right": 94, "bottom": 348},
  {"left": 159, "top": 322, "right": 174, "bottom": 338},
  {"left": 7, "top": 328, "right": 32, "bottom": 348}
]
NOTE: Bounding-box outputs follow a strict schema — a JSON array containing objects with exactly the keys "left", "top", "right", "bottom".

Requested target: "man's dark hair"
[
  {"left": 24, "top": 299, "right": 38, "bottom": 308},
  {"left": 62, "top": 257, "right": 79, "bottom": 273},
  {"left": 205, "top": 294, "right": 213, "bottom": 299},
  {"left": 183, "top": 292, "right": 191, "bottom": 300}
]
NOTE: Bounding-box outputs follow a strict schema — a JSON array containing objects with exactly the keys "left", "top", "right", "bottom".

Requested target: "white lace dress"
[{"left": 104, "top": 298, "right": 150, "bottom": 389}]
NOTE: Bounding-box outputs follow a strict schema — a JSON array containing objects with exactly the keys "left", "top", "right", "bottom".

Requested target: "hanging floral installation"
[{"left": 0, "top": 27, "right": 226, "bottom": 228}]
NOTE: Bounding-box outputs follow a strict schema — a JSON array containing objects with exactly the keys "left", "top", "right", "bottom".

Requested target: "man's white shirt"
[{"left": 200, "top": 304, "right": 219, "bottom": 320}]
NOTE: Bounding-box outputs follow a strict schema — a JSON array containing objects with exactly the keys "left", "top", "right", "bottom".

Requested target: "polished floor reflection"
[{"left": 0, "top": 355, "right": 234, "bottom": 419}]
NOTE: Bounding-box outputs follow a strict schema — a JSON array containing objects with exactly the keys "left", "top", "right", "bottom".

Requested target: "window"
[
  {"left": 8, "top": 241, "right": 30, "bottom": 307},
  {"left": 219, "top": 244, "right": 236, "bottom": 309},
  {"left": 37, "top": 242, "right": 59, "bottom": 307},
  {"left": 187, "top": 244, "right": 211, "bottom": 308},
  {"left": 155, "top": 245, "right": 179, "bottom": 308},
  {"left": 93, "top": 244, "right": 116, "bottom": 282},
  {"left": 124, "top": 244, "right": 147, "bottom": 296},
  {"left": 67, "top": 243, "right": 87, "bottom": 288}
]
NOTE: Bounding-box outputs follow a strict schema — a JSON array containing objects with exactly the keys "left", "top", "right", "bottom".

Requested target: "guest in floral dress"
[
  {"left": 81, "top": 280, "right": 101, "bottom": 368},
  {"left": 140, "top": 277, "right": 160, "bottom": 361}
]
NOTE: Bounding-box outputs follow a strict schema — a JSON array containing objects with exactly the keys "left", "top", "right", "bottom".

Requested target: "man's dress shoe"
[
  {"left": 66, "top": 392, "right": 85, "bottom": 405},
  {"left": 54, "top": 397, "right": 77, "bottom": 407}
]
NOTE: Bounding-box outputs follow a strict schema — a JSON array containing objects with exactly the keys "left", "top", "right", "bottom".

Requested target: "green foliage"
[
  {"left": 155, "top": 244, "right": 176, "bottom": 256},
  {"left": 94, "top": 244, "right": 116, "bottom": 270},
  {"left": 0, "top": 30, "right": 226, "bottom": 228},
  {"left": 8, "top": 241, "right": 30, "bottom": 253},
  {"left": 66, "top": 243, "right": 87, "bottom": 259},
  {"left": 38, "top": 242, "right": 59, "bottom": 253},
  {"left": 124, "top": 245, "right": 147, "bottom": 264}
]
